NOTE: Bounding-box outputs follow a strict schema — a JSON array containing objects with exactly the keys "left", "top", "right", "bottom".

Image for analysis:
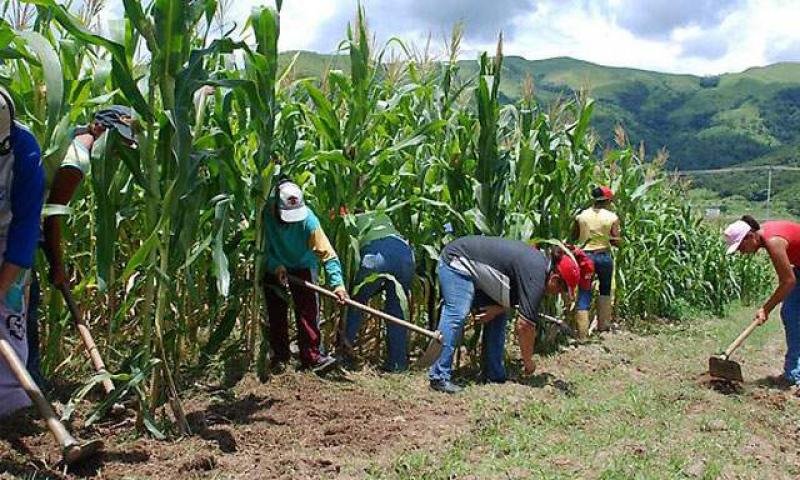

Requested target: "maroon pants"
[{"left": 263, "top": 268, "right": 323, "bottom": 367}]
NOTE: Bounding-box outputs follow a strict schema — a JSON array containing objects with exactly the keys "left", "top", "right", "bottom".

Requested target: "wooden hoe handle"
[
  {"left": 59, "top": 284, "right": 115, "bottom": 395},
  {"left": 287, "top": 274, "right": 443, "bottom": 343},
  {"left": 0, "top": 328, "right": 79, "bottom": 449},
  {"left": 723, "top": 317, "right": 761, "bottom": 359}
]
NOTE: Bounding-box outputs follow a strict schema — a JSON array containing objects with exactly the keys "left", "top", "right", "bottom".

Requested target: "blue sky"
[{"left": 99, "top": 0, "right": 800, "bottom": 75}]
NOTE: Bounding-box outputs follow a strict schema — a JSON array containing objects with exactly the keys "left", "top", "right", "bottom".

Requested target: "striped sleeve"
[{"left": 308, "top": 227, "right": 344, "bottom": 287}]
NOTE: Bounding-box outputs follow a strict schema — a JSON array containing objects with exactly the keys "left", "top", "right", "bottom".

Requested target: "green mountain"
[{"left": 280, "top": 51, "right": 800, "bottom": 208}]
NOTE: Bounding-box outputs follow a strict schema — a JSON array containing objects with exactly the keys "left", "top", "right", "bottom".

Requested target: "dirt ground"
[
  {"left": 0, "top": 371, "right": 468, "bottom": 480},
  {"left": 2, "top": 309, "right": 800, "bottom": 479}
]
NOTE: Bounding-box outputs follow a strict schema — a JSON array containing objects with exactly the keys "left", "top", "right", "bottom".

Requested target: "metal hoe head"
[
  {"left": 63, "top": 439, "right": 104, "bottom": 465},
  {"left": 417, "top": 332, "right": 444, "bottom": 369},
  {"left": 709, "top": 355, "right": 743, "bottom": 382}
]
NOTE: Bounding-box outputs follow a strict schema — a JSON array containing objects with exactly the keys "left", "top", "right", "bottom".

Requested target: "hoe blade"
[
  {"left": 63, "top": 439, "right": 104, "bottom": 465},
  {"left": 417, "top": 336, "right": 443, "bottom": 369},
  {"left": 709, "top": 356, "right": 743, "bottom": 382}
]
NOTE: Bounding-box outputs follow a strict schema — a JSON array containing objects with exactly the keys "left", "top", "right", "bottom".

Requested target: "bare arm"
[
  {"left": 0, "top": 263, "right": 22, "bottom": 299},
  {"left": 515, "top": 317, "right": 537, "bottom": 375},
  {"left": 759, "top": 237, "right": 796, "bottom": 322},
  {"left": 610, "top": 219, "right": 622, "bottom": 247},
  {"left": 42, "top": 167, "right": 84, "bottom": 287}
]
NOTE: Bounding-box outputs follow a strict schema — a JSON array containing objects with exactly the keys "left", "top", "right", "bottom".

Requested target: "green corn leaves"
[{"left": 2, "top": 3, "right": 769, "bottom": 435}]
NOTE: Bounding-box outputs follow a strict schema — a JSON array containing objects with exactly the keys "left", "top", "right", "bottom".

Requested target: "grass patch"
[{"left": 370, "top": 307, "right": 800, "bottom": 479}]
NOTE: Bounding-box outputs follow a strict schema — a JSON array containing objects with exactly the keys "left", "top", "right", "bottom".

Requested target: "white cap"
[
  {"left": 0, "top": 87, "right": 13, "bottom": 152},
  {"left": 277, "top": 182, "right": 309, "bottom": 223},
  {"left": 723, "top": 220, "right": 751, "bottom": 254}
]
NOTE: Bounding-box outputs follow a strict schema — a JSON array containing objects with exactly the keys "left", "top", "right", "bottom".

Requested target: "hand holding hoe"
[
  {"left": 709, "top": 317, "right": 761, "bottom": 382},
  {"left": 287, "top": 274, "right": 444, "bottom": 366},
  {"left": 0, "top": 328, "right": 103, "bottom": 465}
]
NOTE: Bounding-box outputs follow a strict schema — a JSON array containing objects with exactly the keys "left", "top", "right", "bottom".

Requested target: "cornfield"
[{"left": 1, "top": 1, "right": 770, "bottom": 435}]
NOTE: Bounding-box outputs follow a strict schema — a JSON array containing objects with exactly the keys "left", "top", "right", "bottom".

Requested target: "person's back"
[
  {"left": 762, "top": 221, "right": 800, "bottom": 267},
  {"left": 576, "top": 206, "right": 618, "bottom": 252},
  {"left": 342, "top": 211, "right": 414, "bottom": 371}
]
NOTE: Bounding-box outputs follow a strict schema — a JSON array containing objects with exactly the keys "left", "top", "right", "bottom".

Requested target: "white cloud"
[{"left": 96, "top": 0, "right": 800, "bottom": 75}]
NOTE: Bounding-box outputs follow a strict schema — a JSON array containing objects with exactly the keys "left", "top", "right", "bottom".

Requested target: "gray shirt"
[{"left": 441, "top": 236, "right": 548, "bottom": 323}]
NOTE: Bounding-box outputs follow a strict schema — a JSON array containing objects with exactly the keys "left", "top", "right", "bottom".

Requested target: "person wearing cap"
[
  {"left": 0, "top": 87, "right": 46, "bottom": 416},
  {"left": 338, "top": 210, "right": 415, "bottom": 372},
  {"left": 24, "top": 106, "right": 135, "bottom": 388},
  {"left": 428, "top": 236, "right": 579, "bottom": 394},
  {"left": 724, "top": 215, "right": 800, "bottom": 385},
  {"left": 262, "top": 179, "right": 349, "bottom": 374},
  {"left": 572, "top": 185, "right": 621, "bottom": 338}
]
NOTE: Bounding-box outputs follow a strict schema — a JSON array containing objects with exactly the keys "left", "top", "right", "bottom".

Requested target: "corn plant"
[{"left": 0, "top": 1, "right": 772, "bottom": 435}]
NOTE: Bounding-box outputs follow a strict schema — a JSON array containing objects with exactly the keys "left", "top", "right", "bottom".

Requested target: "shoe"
[
  {"left": 429, "top": 379, "right": 463, "bottom": 394},
  {"left": 269, "top": 359, "right": 288, "bottom": 374},
  {"left": 380, "top": 364, "right": 409, "bottom": 374},
  {"left": 310, "top": 355, "right": 337, "bottom": 375},
  {"left": 30, "top": 370, "right": 51, "bottom": 392},
  {"left": 336, "top": 352, "right": 355, "bottom": 370}
]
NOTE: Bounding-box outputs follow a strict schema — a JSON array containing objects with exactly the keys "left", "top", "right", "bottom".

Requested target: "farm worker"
[
  {"left": 263, "top": 179, "right": 349, "bottom": 374},
  {"left": 339, "top": 211, "right": 415, "bottom": 372},
  {"left": 25, "top": 106, "right": 135, "bottom": 388},
  {"left": 572, "top": 185, "right": 621, "bottom": 338},
  {"left": 724, "top": 215, "right": 800, "bottom": 385},
  {"left": 0, "top": 87, "right": 46, "bottom": 416},
  {"left": 428, "top": 236, "right": 579, "bottom": 394}
]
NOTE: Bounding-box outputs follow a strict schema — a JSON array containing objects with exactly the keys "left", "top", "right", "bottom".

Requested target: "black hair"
[{"left": 741, "top": 215, "right": 760, "bottom": 231}]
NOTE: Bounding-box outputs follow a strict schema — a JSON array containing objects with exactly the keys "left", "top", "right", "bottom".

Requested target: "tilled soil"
[{"left": 0, "top": 371, "right": 468, "bottom": 479}]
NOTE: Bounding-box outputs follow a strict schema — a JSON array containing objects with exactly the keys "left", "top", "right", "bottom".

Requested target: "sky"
[{"left": 99, "top": 0, "right": 800, "bottom": 76}]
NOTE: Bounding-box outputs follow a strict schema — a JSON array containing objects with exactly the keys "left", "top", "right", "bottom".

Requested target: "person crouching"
[{"left": 428, "top": 236, "right": 579, "bottom": 394}]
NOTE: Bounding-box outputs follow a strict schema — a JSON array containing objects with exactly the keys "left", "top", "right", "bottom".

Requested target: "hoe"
[
  {"left": 0, "top": 328, "right": 103, "bottom": 465},
  {"left": 287, "top": 274, "right": 444, "bottom": 366},
  {"left": 708, "top": 317, "right": 760, "bottom": 382}
]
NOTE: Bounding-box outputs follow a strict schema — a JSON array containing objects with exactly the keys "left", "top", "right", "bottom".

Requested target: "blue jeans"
[
  {"left": 782, "top": 268, "right": 800, "bottom": 384},
  {"left": 25, "top": 272, "right": 45, "bottom": 387},
  {"left": 577, "top": 251, "right": 613, "bottom": 311},
  {"left": 345, "top": 236, "right": 415, "bottom": 371},
  {"left": 429, "top": 260, "right": 507, "bottom": 383}
]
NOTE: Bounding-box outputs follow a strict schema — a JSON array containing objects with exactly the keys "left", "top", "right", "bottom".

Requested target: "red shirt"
[{"left": 762, "top": 221, "right": 800, "bottom": 267}]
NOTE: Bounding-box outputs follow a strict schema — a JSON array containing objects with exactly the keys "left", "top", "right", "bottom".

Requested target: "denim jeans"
[
  {"left": 781, "top": 268, "right": 800, "bottom": 384},
  {"left": 577, "top": 250, "right": 614, "bottom": 311},
  {"left": 25, "top": 272, "right": 45, "bottom": 387},
  {"left": 429, "top": 260, "right": 508, "bottom": 383},
  {"left": 345, "top": 236, "right": 415, "bottom": 371}
]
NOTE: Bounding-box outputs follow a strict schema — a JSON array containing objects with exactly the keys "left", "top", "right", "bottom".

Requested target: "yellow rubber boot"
[
  {"left": 575, "top": 310, "right": 590, "bottom": 341},
  {"left": 597, "top": 295, "right": 613, "bottom": 332}
]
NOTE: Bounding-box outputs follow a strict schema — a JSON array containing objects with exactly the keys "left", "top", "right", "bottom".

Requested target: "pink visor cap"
[{"left": 723, "top": 220, "right": 751, "bottom": 254}]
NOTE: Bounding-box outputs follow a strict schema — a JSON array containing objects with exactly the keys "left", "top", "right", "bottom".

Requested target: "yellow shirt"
[{"left": 576, "top": 207, "right": 619, "bottom": 251}]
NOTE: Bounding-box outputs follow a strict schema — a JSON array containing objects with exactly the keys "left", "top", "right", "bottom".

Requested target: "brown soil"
[
  {"left": 0, "top": 371, "right": 468, "bottom": 479},
  {"left": 696, "top": 373, "right": 745, "bottom": 395}
]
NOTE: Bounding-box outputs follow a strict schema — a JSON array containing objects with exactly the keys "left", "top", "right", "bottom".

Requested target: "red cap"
[
  {"left": 592, "top": 186, "right": 614, "bottom": 201},
  {"left": 556, "top": 255, "right": 580, "bottom": 293}
]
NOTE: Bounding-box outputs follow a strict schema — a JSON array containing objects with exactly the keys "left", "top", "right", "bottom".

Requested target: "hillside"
[{"left": 280, "top": 51, "right": 800, "bottom": 208}]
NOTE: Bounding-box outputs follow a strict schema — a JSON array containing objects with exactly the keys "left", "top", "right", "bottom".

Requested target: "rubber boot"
[
  {"left": 597, "top": 295, "right": 613, "bottom": 332},
  {"left": 575, "top": 310, "right": 590, "bottom": 341}
]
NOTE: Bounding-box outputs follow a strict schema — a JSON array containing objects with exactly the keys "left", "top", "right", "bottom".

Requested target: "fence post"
[{"left": 766, "top": 167, "right": 772, "bottom": 220}]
